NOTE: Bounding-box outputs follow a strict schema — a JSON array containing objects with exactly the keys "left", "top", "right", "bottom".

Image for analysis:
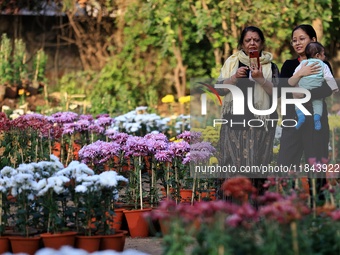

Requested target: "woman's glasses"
[{"left": 290, "top": 37, "right": 307, "bottom": 46}]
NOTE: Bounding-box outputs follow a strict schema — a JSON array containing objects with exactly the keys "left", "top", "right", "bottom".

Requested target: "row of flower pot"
[
  {"left": 0, "top": 230, "right": 127, "bottom": 255},
  {"left": 0, "top": 207, "right": 153, "bottom": 255}
]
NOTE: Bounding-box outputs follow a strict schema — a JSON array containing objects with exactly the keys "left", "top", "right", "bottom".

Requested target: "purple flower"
[
  {"left": 154, "top": 150, "right": 174, "bottom": 162},
  {"left": 95, "top": 116, "right": 114, "bottom": 127},
  {"left": 182, "top": 152, "right": 190, "bottom": 164},
  {"left": 62, "top": 123, "right": 77, "bottom": 135},
  {"left": 144, "top": 133, "right": 169, "bottom": 154},
  {"left": 88, "top": 123, "right": 105, "bottom": 134},
  {"left": 177, "top": 131, "right": 202, "bottom": 144},
  {"left": 47, "top": 112, "right": 79, "bottom": 124},
  {"left": 190, "top": 151, "right": 211, "bottom": 163},
  {"left": 78, "top": 140, "right": 121, "bottom": 164},
  {"left": 169, "top": 141, "right": 190, "bottom": 157},
  {"left": 106, "top": 130, "right": 130, "bottom": 145},
  {"left": 79, "top": 114, "right": 94, "bottom": 121},
  {"left": 123, "top": 136, "right": 149, "bottom": 157},
  {"left": 144, "top": 133, "right": 168, "bottom": 142},
  {"left": 74, "top": 119, "right": 91, "bottom": 132},
  {"left": 191, "top": 141, "right": 216, "bottom": 154}
]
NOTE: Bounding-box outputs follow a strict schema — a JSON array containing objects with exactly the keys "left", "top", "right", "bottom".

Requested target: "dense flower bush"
[
  {"left": 148, "top": 176, "right": 340, "bottom": 255},
  {"left": 0, "top": 155, "right": 128, "bottom": 237}
]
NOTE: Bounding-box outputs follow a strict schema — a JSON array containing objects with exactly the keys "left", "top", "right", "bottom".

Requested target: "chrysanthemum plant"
[
  {"left": 1, "top": 164, "right": 42, "bottom": 237},
  {"left": 0, "top": 113, "right": 59, "bottom": 169},
  {"left": 0, "top": 175, "right": 10, "bottom": 236},
  {"left": 35, "top": 155, "right": 71, "bottom": 234},
  {"left": 60, "top": 161, "right": 128, "bottom": 236},
  {"left": 122, "top": 135, "right": 149, "bottom": 210}
]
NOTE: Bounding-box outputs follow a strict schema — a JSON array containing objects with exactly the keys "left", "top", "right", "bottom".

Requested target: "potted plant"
[
  {"left": 0, "top": 171, "right": 11, "bottom": 253},
  {"left": 121, "top": 135, "right": 153, "bottom": 238},
  {"left": 34, "top": 155, "right": 78, "bottom": 249},
  {"left": 31, "top": 48, "right": 47, "bottom": 91},
  {"left": 95, "top": 171, "right": 128, "bottom": 251},
  {"left": 0, "top": 34, "right": 14, "bottom": 90},
  {"left": 72, "top": 165, "right": 128, "bottom": 252},
  {"left": 1, "top": 164, "right": 42, "bottom": 255}
]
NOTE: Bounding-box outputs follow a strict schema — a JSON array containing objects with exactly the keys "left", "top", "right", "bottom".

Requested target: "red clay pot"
[
  {"left": 75, "top": 235, "right": 102, "bottom": 252},
  {"left": 0, "top": 236, "right": 10, "bottom": 254},
  {"left": 180, "top": 189, "right": 193, "bottom": 203},
  {"left": 123, "top": 208, "right": 152, "bottom": 238},
  {"left": 100, "top": 230, "right": 128, "bottom": 251},
  {"left": 40, "top": 231, "right": 77, "bottom": 249},
  {"left": 8, "top": 236, "right": 41, "bottom": 255}
]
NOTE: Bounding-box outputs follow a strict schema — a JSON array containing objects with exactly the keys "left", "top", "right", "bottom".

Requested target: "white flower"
[
  {"left": 36, "top": 176, "right": 70, "bottom": 196},
  {"left": 1, "top": 166, "right": 17, "bottom": 177},
  {"left": 57, "top": 160, "right": 94, "bottom": 180},
  {"left": 99, "top": 171, "right": 128, "bottom": 188},
  {"left": 75, "top": 185, "right": 89, "bottom": 193}
]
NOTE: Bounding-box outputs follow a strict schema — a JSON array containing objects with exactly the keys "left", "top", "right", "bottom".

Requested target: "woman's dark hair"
[
  {"left": 291, "top": 24, "right": 317, "bottom": 40},
  {"left": 237, "top": 26, "right": 265, "bottom": 50},
  {"left": 305, "top": 42, "right": 324, "bottom": 59}
]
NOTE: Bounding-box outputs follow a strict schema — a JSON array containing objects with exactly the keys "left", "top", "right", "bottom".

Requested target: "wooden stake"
[{"left": 290, "top": 221, "right": 299, "bottom": 255}]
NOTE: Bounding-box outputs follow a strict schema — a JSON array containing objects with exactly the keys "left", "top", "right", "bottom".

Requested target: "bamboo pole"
[
  {"left": 290, "top": 221, "right": 299, "bottom": 255},
  {"left": 139, "top": 156, "right": 143, "bottom": 210},
  {"left": 312, "top": 178, "right": 316, "bottom": 218},
  {"left": 191, "top": 172, "right": 196, "bottom": 205}
]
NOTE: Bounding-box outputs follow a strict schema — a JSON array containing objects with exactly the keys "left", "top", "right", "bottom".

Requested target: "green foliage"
[
  {"left": 0, "top": 34, "right": 14, "bottom": 85},
  {"left": 32, "top": 49, "right": 48, "bottom": 86},
  {"left": 12, "top": 38, "right": 28, "bottom": 85},
  {"left": 0, "top": 34, "right": 47, "bottom": 88},
  {"left": 54, "top": 0, "right": 338, "bottom": 114}
]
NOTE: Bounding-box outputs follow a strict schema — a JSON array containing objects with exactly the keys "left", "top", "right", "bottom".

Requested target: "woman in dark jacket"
[{"left": 277, "top": 24, "right": 333, "bottom": 198}]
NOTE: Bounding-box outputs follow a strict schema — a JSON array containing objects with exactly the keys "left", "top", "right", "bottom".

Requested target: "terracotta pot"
[
  {"left": 89, "top": 208, "right": 125, "bottom": 232},
  {"left": 40, "top": 231, "right": 77, "bottom": 249},
  {"left": 180, "top": 189, "right": 193, "bottom": 203},
  {"left": 100, "top": 230, "right": 128, "bottom": 251},
  {"left": 52, "top": 142, "right": 61, "bottom": 158},
  {"left": 112, "top": 208, "right": 125, "bottom": 231},
  {"left": 65, "top": 142, "right": 82, "bottom": 161},
  {"left": 75, "top": 235, "right": 102, "bottom": 252},
  {"left": 5, "top": 86, "right": 18, "bottom": 99},
  {"left": 196, "top": 189, "right": 216, "bottom": 201},
  {"left": 0, "top": 236, "right": 10, "bottom": 254},
  {"left": 123, "top": 208, "right": 152, "bottom": 238},
  {"left": 8, "top": 236, "right": 41, "bottom": 255}
]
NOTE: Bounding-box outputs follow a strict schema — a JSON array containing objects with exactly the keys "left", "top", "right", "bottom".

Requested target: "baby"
[{"left": 288, "top": 42, "right": 338, "bottom": 130}]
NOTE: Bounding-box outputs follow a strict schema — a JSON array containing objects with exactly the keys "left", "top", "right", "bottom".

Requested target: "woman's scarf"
[{"left": 219, "top": 50, "right": 273, "bottom": 121}]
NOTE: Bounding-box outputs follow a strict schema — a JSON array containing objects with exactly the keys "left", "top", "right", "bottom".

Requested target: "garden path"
[{"left": 124, "top": 237, "right": 163, "bottom": 255}]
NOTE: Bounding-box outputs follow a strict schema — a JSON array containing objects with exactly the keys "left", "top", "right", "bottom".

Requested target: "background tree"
[{"left": 0, "top": 0, "right": 338, "bottom": 115}]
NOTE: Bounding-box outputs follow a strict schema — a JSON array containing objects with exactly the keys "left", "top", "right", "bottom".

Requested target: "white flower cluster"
[
  {"left": 111, "top": 107, "right": 171, "bottom": 134},
  {"left": 0, "top": 155, "right": 128, "bottom": 199}
]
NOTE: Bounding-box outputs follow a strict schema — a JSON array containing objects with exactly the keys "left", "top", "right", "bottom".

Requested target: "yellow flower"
[
  {"left": 179, "top": 95, "right": 191, "bottom": 104},
  {"left": 169, "top": 137, "right": 177, "bottom": 142},
  {"left": 18, "top": 89, "right": 25, "bottom": 96},
  {"left": 209, "top": 157, "right": 218, "bottom": 165},
  {"left": 161, "top": 94, "right": 175, "bottom": 103}
]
